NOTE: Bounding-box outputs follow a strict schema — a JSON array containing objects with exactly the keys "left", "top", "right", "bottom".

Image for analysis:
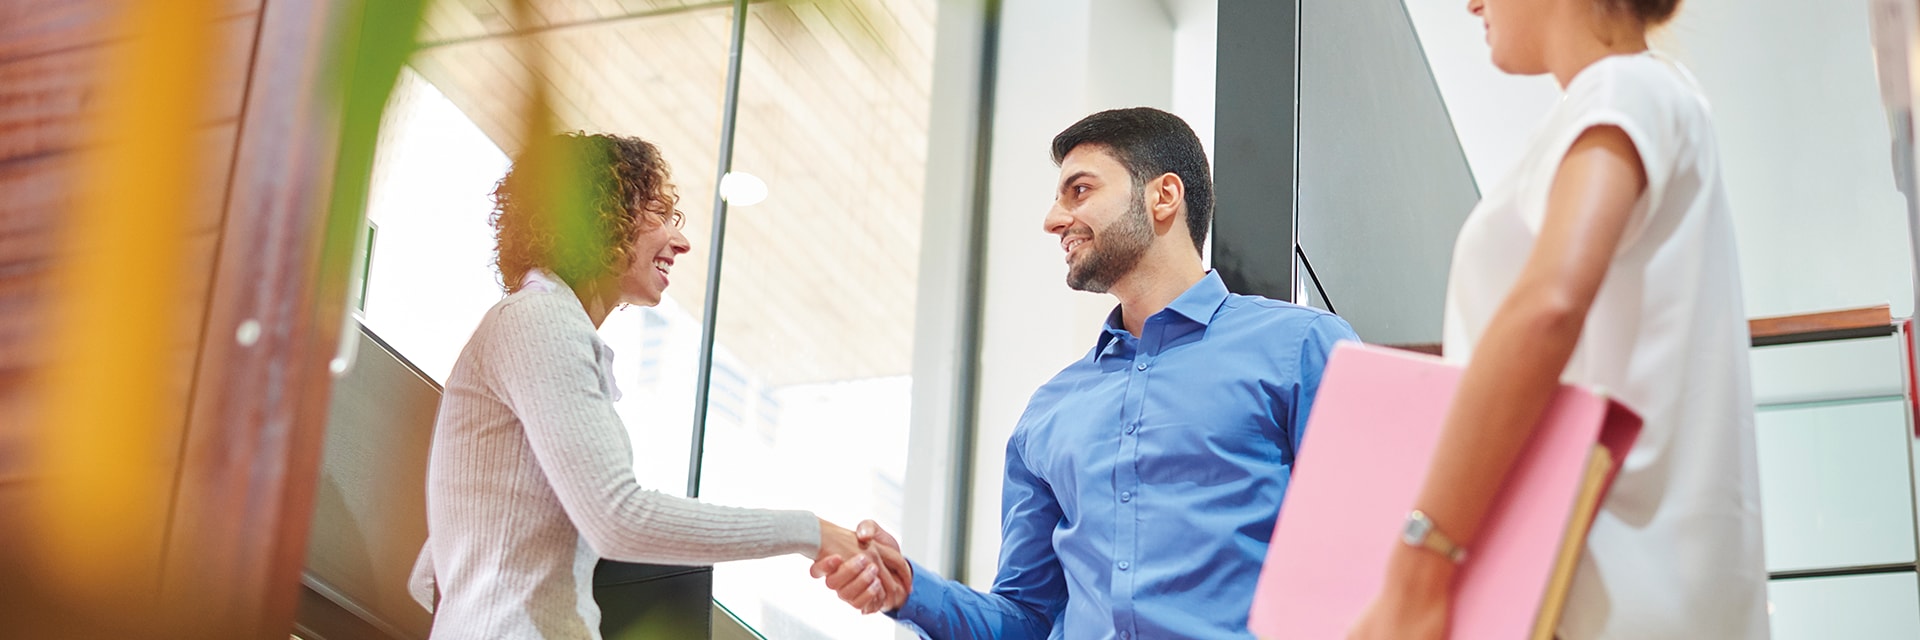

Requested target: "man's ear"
[{"left": 1151, "top": 172, "right": 1185, "bottom": 224}]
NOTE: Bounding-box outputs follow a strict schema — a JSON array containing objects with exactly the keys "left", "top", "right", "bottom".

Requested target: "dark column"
[{"left": 1212, "top": 0, "right": 1299, "bottom": 301}]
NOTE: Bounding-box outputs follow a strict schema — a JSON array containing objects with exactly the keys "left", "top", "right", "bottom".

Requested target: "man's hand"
[{"left": 809, "top": 519, "right": 912, "bottom": 614}]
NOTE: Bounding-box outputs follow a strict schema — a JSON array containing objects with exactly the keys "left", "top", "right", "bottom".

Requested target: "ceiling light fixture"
[{"left": 719, "top": 171, "right": 768, "bottom": 207}]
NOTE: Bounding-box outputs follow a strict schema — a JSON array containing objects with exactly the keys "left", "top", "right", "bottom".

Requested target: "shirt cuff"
[{"left": 885, "top": 557, "right": 947, "bottom": 627}]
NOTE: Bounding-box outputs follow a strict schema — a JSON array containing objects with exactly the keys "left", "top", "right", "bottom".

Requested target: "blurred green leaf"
[{"left": 322, "top": 0, "right": 428, "bottom": 307}]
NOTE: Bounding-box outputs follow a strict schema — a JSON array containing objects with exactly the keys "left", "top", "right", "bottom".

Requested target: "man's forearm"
[{"left": 888, "top": 560, "right": 1053, "bottom": 640}]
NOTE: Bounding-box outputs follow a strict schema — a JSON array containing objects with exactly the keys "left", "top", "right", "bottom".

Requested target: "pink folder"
[{"left": 1248, "top": 342, "right": 1640, "bottom": 639}]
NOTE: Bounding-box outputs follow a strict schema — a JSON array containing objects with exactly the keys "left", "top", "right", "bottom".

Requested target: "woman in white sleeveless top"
[{"left": 1349, "top": 1, "right": 1767, "bottom": 639}]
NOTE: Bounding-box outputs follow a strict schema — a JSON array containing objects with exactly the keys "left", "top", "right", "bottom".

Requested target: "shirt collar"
[
  {"left": 1163, "top": 270, "right": 1230, "bottom": 326},
  {"left": 1094, "top": 270, "right": 1230, "bottom": 356},
  {"left": 520, "top": 268, "right": 568, "bottom": 295}
]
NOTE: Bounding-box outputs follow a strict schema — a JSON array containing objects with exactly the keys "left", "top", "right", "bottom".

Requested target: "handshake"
[{"left": 812, "top": 519, "right": 915, "bottom": 615}]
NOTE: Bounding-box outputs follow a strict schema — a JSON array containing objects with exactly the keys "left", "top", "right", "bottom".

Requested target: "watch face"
[{"left": 1401, "top": 515, "right": 1430, "bottom": 545}]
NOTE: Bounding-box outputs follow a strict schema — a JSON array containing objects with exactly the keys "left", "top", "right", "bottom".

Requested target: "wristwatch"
[{"left": 1401, "top": 509, "right": 1468, "bottom": 564}]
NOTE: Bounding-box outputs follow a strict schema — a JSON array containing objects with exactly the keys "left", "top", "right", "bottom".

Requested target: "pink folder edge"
[{"left": 1246, "top": 342, "right": 1641, "bottom": 639}]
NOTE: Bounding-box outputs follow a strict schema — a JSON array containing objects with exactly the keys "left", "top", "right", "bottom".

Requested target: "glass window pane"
[
  {"left": 1769, "top": 573, "right": 1920, "bottom": 640},
  {"left": 1749, "top": 337, "right": 1903, "bottom": 406},
  {"left": 361, "top": 70, "right": 513, "bottom": 382},
  {"left": 697, "top": 1, "right": 940, "bottom": 637},
  {"left": 374, "top": 2, "right": 736, "bottom": 493},
  {"left": 1757, "top": 399, "right": 1916, "bottom": 572}
]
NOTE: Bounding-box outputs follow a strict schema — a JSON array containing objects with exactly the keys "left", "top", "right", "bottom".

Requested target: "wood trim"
[
  {"left": 1386, "top": 304, "right": 1900, "bottom": 356},
  {"left": 159, "top": 0, "right": 353, "bottom": 636},
  {"left": 1748, "top": 304, "right": 1894, "bottom": 345},
  {"left": 1387, "top": 343, "right": 1442, "bottom": 357}
]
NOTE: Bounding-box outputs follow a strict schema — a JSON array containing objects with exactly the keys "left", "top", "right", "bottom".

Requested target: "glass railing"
[{"left": 1748, "top": 306, "right": 1920, "bottom": 638}]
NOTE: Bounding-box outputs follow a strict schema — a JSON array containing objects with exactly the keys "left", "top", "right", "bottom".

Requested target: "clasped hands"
[{"left": 812, "top": 519, "right": 913, "bottom": 615}]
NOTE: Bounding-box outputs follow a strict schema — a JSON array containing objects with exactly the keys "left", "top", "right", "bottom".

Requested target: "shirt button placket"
[{"left": 1121, "top": 342, "right": 1144, "bottom": 634}]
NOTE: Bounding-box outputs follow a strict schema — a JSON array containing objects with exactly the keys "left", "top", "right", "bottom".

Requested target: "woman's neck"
[
  {"left": 582, "top": 295, "right": 612, "bottom": 328},
  {"left": 571, "top": 275, "right": 615, "bottom": 328},
  {"left": 1547, "top": 14, "right": 1650, "bottom": 89}
]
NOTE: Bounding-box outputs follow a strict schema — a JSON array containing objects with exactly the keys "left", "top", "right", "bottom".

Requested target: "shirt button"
[
  {"left": 1120, "top": 491, "right": 1132, "bottom": 502},
  {"left": 1135, "top": 362, "right": 1147, "bottom": 371},
  {"left": 1122, "top": 633, "right": 1131, "bottom": 640},
  {"left": 1118, "top": 561, "right": 1131, "bottom": 571}
]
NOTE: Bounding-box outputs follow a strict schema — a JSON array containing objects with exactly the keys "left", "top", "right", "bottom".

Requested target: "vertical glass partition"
[
  {"left": 695, "top": 1, "right": 939, "bottom": 637},
  {"left": 379, "top": 1, "right": 738, "bottom": 493}
]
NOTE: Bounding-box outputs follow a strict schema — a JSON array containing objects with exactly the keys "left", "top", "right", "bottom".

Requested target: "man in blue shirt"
[{"left": 815, "top": 107, "right": 1356, "bottom": 639}]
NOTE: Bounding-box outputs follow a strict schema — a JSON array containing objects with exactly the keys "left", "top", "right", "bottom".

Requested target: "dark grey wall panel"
[
  {"left": 1214, "top": 0, "right": 1300, "bottom": 301},
  {"left": 304, "top": 324, "right": 440, "bottom": 639},
  {"left": 1295, "top": 0, "right": 1478, "bottom": 344}
]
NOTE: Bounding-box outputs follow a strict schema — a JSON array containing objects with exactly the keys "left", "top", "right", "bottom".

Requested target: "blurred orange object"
[{"left": 13, "top": 0, "right": 222, "bottom": 634}]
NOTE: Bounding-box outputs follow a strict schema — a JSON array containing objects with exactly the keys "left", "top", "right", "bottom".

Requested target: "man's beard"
[{"left": 1066, "top": 195, "right": 1154, "bottom": 293}]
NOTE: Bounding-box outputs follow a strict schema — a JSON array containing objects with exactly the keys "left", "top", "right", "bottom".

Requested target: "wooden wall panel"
[
  {"left": 163, "top": 0, "right": 358, "bottom": 635},
  {"left": 0, "top": 0, "right": 117, "bottom": 61},
  {"left": 0, "top": 8, "right": 259, "bottom": 375},
  {"left": 0, "top": 153, "right": 67, "bottom": 372},
  {"left": 0, "top": 12, "right": 260, "bottom": 163},
  {"left": 0, "top": 0, "right": 263, "bottom": 635},
  {"left": 0, "top": 0, "right": 262, "bottom": 62},
  {"left": 0, "top": 48, "right": 96, "bottom": 162}
]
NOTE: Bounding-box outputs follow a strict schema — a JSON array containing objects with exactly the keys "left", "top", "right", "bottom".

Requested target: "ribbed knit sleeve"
[{"left": 479, "top": 293, "right": 820, "bottom": 564}]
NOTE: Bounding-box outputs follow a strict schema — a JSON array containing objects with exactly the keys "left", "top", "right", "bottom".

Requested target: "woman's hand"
[
  {"left": 1348, "top": 546, "right": 1455, "bottom": 640},
  {"left": 853, "top": 520, "right": 911, "bottom": 611},
  {"left": 809, "top": 518, "right": 909, "bottom": 614},
  {"left": 1348, "top": 588, "right": 1448, "bottom": 640}
]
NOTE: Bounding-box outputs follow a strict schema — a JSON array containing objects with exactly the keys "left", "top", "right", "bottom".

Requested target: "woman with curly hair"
[{"left": 407, "top": 132, "right": 894, "bottom": 638}]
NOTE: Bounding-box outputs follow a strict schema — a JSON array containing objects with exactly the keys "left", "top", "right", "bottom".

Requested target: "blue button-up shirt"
[{"left": 891, "top": 271, "right": 1357, "bottom": 640}]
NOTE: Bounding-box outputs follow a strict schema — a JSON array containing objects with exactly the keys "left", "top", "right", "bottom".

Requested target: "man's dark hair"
[{"left": 1050, "top": 107, "right": 1212, "bottom": 255}]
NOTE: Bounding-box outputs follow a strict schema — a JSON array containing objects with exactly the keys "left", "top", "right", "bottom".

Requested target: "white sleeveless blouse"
[{"left": 1442, "top": 52, "right": 1770, "bottom": 640}]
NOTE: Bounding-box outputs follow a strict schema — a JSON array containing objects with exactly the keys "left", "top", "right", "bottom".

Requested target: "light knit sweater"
[{"left": 407, "top": 273, "right": 820, "bottom": 639}]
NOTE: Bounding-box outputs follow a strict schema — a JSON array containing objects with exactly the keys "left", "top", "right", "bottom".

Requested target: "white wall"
[
  {"left": 1169, "top": 0, "right": 1218, "bottom": 265},
  {"left": 1667, "top": 0, "right": 1913, "bottom": 318},
  {"left": 901, "top": 0, "right": 989, "bottom": 580},
  {"left": 1407, "top": 0, "right": 1915, "bottom": 318},
  {"left": 1168, "top": 0, "right": 1219, "bottom": 163},
  {"left": 1402, "top": 0, "right": 1560, "bottom": 190}
]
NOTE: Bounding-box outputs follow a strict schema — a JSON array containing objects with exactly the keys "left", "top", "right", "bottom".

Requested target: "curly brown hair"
[{"left": 490, "top": 132, "right": 685, "bottom": 295}]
